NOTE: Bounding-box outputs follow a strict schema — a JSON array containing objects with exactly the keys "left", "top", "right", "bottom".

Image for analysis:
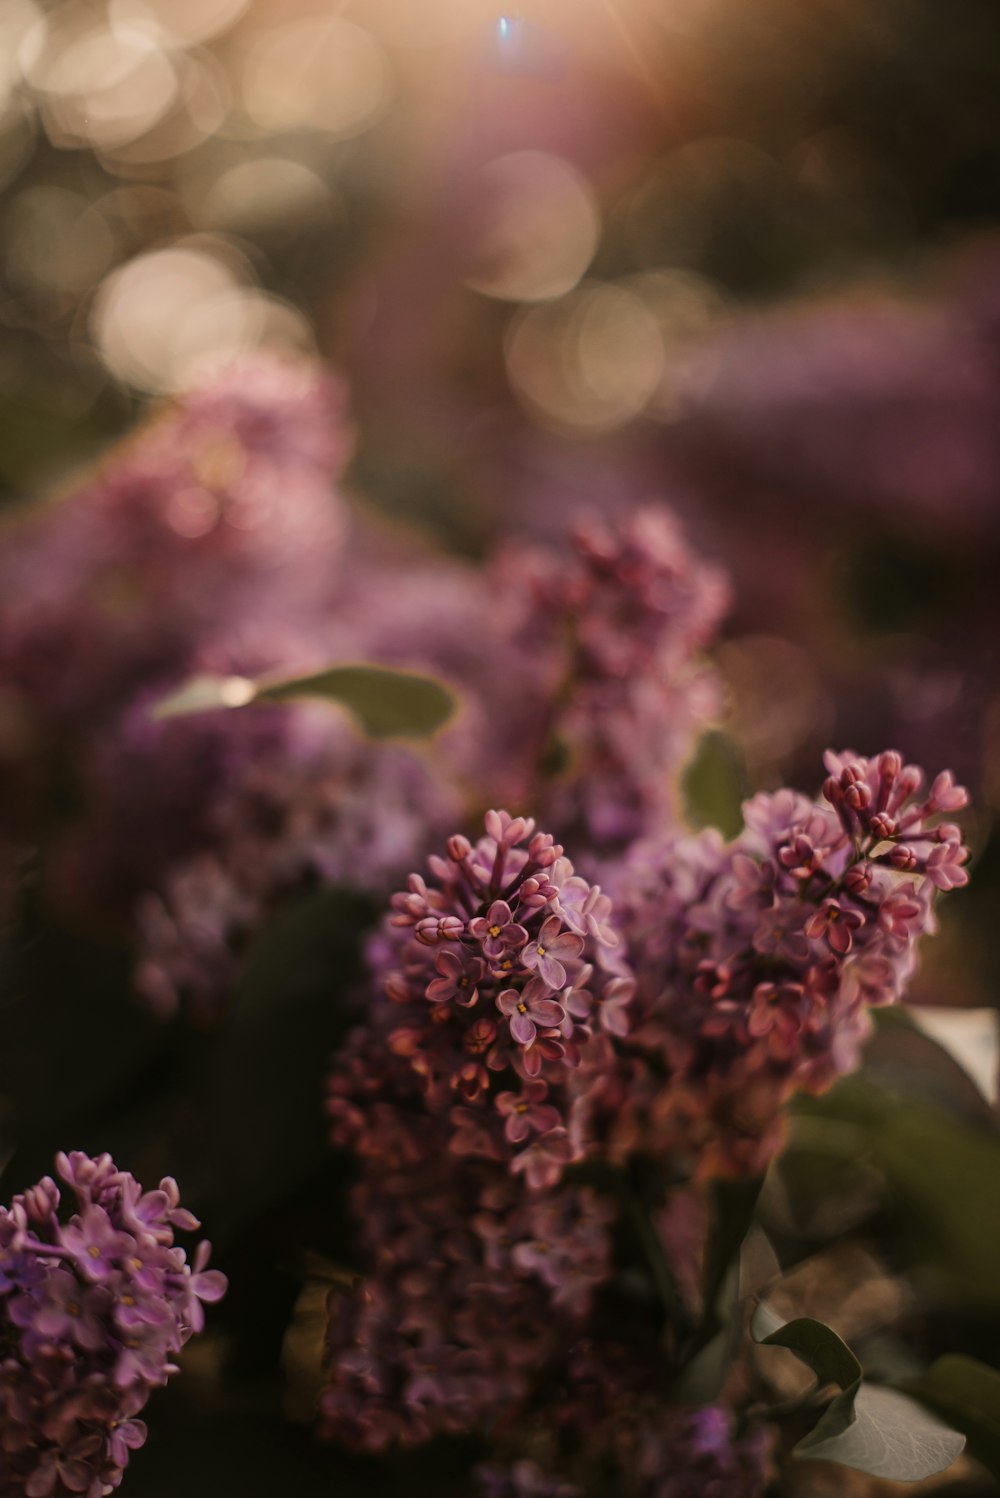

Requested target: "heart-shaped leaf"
[
  {"left": 797, "top": 1383, "right": 966, "bottom": 1480},
  {"left": 151, "top": 663, "right": 456, "bottom": 739},
  {"left": 751, "top": 1304, "right": 965, "bottom": 1481}
]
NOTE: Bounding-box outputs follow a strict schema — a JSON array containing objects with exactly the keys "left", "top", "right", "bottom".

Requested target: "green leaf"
[
  {"left": 796, "top": 1383, "right": 965, "bottom": 1480},
  {"left": 903, "top": 1355, "right": 1000, "bottom": 1481},
  {"left": 259, "top": 665, "right": 455, "bottom": 738},
  {"left": 751, "top": 1307, "right": 862, "bottom": 1392},
  {"left": 681, "top": 730, "right": 748, "bottom": 839},
  {"left": 151, "top": 663, "right": 456, "bottom": 739},
  {"left": 795, "top": 1075, "right": 1000, "bottom": 1310},
  {"left": 865, "top": 1007, "right": 996, "bottom": 1125},
  {"left": 751, "top": 1305, "right": 966, "bottom": 1480}
]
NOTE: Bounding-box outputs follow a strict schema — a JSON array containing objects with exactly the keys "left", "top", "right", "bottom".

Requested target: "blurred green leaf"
[
  {"left": 260, "top": 664, "right": 455, "bottom": 738},
  {"left": 751, "top": 1307, "right": 862, "bottom": 1391},
  {"left": 681, "top": 730, "right": 748, "bottom": 839},
  {"left": 797, "top": 1383, "right": 965, "bottom": 1479},
  {"left": 752, "top": 1304, "right": 965, "bottom": 1480},
  {"left": 863, "top": 1007, "right": 996, "bottom": 1125},
  {"left": 796, "top": 1074, "right": 1000, "bottom": 1310},
  {"left": 903, "top": 1356, "right": 1000, "bottom": 1481},
  {"left": 152, "top": 664, "right": 456, "bottom": 740}
]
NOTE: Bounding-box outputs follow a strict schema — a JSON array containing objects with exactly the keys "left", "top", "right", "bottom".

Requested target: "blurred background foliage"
[{"left": 2, "top": 0, "right": 1000, "bottom": 1492}]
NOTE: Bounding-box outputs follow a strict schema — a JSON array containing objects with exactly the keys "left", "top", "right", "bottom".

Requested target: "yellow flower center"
[{"left": 489, "top": 924, "right": 502, "bottom": 939}]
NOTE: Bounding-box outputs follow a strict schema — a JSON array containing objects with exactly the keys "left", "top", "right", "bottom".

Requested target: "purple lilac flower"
[
  {"left": 0, "top": 356, "right": 348, "bottom": 735},
  {"left": 521, "top": 916, "right": 583, "bottom": 990},
  {"left": 476, "top": 1461, "right": 581, "bottom": 1498},
  {"left": 319, "top": 1138, "right": 610, "bottom": 1454},
  {"left": 133, "top": 721, "right": 461, "bottom": 1022},
  {"left": 495, "top": 1081, "right": 562, "bottom": 1144},
  {"left": 468, "top": 900, "right": 530, "bottom": 961},
  {"left": 0, "top": 1152, "right": 225, "bottom": 1498},
  {"left": 637, "top": 1405, "right": 773, "bottom": 1498},
  {"left": 588, "top": 748, "right": 971, "bottom": 1180},
  {"left": 497, "top": 981, "right": 566, "bottom": 1048},
  {"left": 0, "top": 354, "right": 358, "bottom": 958},
  {"left": 321, "top": 816, "right": 628, "bottom": 1454},
  {"left": 487, "top": 505, "right": 729, "bottom": 853},
  {"left": 374, "top": 810, "right": 629, "bottom": 1182}
]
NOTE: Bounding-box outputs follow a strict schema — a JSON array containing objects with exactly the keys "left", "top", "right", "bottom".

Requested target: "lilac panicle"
[
  {"left": 321, "top": 758, "right": 969, "bottom": 1485},
  {"left": 0, "top": 355, "right": 349, "bottom": 732},
  {"left": 588, "top": 748, "right": 971, "bottom": 1179},
  {"left": 0, "top": 355, "right": 353, "bottom": 941},
  {"left": 321, "top": 813, "right": 627, "bottom": 1452},
  {"left": 474, "top": 1409, "right": 772, "bottom": 1498},
  {"left": 334, "top": 809, "right": 632, "bottom": 1183},
  {"left": 133, "top": 725, "right": 460, "bottom": 1022},
  {"left": 0, "top": 1152, "right": 225, "bottom": 1498},
  {"left": 492, "top": 505, "right": 728, "bottom": 850},
  {"left": 636, "top": 1405, "right": 773, "bottom": 1498}
]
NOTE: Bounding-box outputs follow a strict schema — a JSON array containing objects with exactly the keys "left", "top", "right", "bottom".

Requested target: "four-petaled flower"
[
  {"left": 751, "top": 904, "right": 812, "bottom": 963},
  {"left": 427, "top": 948, "right": 484, "bottom": 1007},
  {"left": 495, "top": 1081, "right": 562, "bottom": 1143},
  {"left": 498, "top": 981, "right": 566, "bottom": 1048},
  {"left": 468, "top": 901, "right": 529, "bottom": 961},
  {"left": 509, "top": 1129, "right": 574, "bottom": 1190},
  {"left": 804, "top": 898, "right": 865, "bottom": 954},
  {"left": 521, "top": 917, "right": 583, "bottom": 989}
]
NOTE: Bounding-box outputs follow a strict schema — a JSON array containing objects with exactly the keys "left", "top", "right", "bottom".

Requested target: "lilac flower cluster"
[
  {"left": 330, "top": 810, "right": 631, "bottom": 1185},
  {"left": 321, "top": 812, "right": 627, "bottom": 1448},
  {"left": 322, "top": 757, "right": 970, "bottom": 1486},
  {"left": 0, "top": 1152, "right": 225, "bottom": 1497},
  {"left": 492, "top": 507, "right": 728, "bottom": 850},
  {"left": 133, "top": 720, "right": 459, "bottom": 1021},
  {"left": 320, "top": 1142, "right": 613, "bottom": 1451},
  {"left": 122, "top": 499, "right": 724, "bottom": 1020},
  {"left": 0, "top": 356, "right": 352, "bottom": 937},
  {"left": 635, "top": 1405, "right": 774, "bottom": 1498},
  {"left": 476, "top": 1462, "right": 581, "bottom": 1498},
  {"left": 471, "top": 1362, "right": 773, "bottom": 1498},
  {"left": 586, "top": 749, "right": 971, "bottom": 1178},
  {"left": 0, "top": 357, "right": 347, "bottom": 734}
]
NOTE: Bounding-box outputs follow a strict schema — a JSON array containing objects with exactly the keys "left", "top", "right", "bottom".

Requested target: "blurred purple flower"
[{"left": 0, "top": 1152, "right": 224, "bottom": 1498}]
